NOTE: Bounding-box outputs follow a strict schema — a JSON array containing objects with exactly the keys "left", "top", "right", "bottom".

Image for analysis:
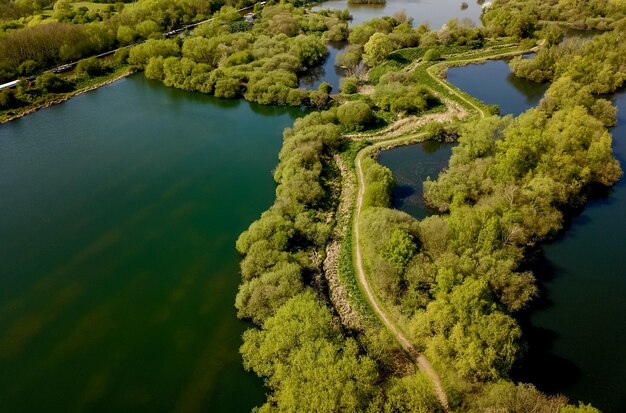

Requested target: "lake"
[
  {"left": 312, "top": 0, "right": 484, "bottom": 29},
  {"left": 0, "top": 74, "right": 303, "bottom": 412}
]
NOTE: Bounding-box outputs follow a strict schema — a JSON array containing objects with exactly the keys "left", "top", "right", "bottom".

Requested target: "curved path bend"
[{"left": 349, "top": 50, "right": 514, "bottom": 410}]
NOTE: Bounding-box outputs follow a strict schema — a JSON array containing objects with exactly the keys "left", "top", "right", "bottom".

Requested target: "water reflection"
[
  {"left": 312, "top": 0, "right": 483, "bottom": 29},
  {"left": 299, "top": 41, "right": 347, "bottom": 92},
  {"left": 378, "top": 141, "right": 453, "bottom": 220},
  {"left": 447, "top": 58, "right": 626, "bottom": 411},
  {"left": 447, "top": 58, "right": 548, "bottom": 116}
]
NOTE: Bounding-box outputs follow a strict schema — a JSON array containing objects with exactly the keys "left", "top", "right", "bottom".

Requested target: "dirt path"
[
  {"left": 353, "top": 135, "right": 450, "bottom": 411},
  {"left": 347, "top": 52, "right": 506, "bottom": 410},
  {"left": 427, "top": 64, "right": 487, "bottom": 119}
]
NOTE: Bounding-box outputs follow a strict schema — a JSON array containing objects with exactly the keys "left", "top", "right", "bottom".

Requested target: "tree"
[
  {"left": 383, "top": 228, "right": 416, "bottom": 273},
  {"left": 337, "top": 100, "right": 374, "bottom": 130},
  {"left": 136, "top": 20, "right": 160, "bottom": 39},
  {"left": 76, "top": 57, "right": 105, "bottom": 77},
  {"left": 35, "top": 72, "right": 69, "bottom": 93},
  {"left": 241, "top": 291, "right": 380, "bottom": 413},
  {"left": 117, "top": 25, "right": 137, "bottom": 45},
  {"left": 363, "top": 32, "right": 393, "bottom": 66},
  {"left": 423, "top": 48, "right": 441, "bottom": 61}
]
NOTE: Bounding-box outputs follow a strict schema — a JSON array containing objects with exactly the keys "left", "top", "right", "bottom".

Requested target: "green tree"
[
  {"left": 383, "top": 228, "right": 416, "bottom": 273},
  {"left": 363, "top": 32, "right": 393, "bottom": 66},
  {"left": 337, "top": 100, "right": 374, "bottom": 130}
]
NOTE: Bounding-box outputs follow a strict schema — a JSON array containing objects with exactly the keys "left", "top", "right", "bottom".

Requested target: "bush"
[
  {"left": 423, "top": 48, "right": 441, "bottom": 61},
  {"left": 35, "top": 72, "right": 70, "bottom": 93},
  {"left": 76, "top": 57, "right": 106, "bottom": 77},
  {"left": 17, "top": 60, "right": 39, "bottom": 76},
  {"left": 340, "top": 77, "right": 358, "bottom": 94},
  {"left": 0, "top": 89, "right": 22, "bottom": 110},
  {"left": 337, "top": 100, "right": 374, "bottom": 130},
  {"left": 318, "top": 81, "right": 332, "bottom": 94}
]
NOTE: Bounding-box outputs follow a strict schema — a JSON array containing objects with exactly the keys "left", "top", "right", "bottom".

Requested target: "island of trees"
[{"left": 2, "top": 0, "right": 625, "bottom": 411}]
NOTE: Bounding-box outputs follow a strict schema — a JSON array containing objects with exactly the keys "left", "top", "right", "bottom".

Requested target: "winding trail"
[
  {"left": 348, "top": 49, "right": 517, "bottom": 411},
  {"left": 353, "top": 134, "right": 451, "bottom": 411}
]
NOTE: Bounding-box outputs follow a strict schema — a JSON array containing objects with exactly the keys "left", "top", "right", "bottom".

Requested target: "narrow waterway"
[
  {"left": 299, "top": 41, "right": 347, "bottom": 92},
  {"left": 0, "top": 74, "right": 303, "bottom": 412},
  {"left": 378, "top": 58, "right": 546, "bottom": 220},
  {"left": 443, "top": 60, "right": 626, "bottom": 412}
]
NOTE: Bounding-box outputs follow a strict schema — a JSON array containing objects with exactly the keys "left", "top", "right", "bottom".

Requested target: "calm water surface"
[
  {"left": 515, "top": 91, "right": 626, "bottom": 412},
  {"left": 0, "top": 74, "right": 303, "bottom": 412},
  {"left": 378, "top": 141, "right": 453, "bottom": 219},
  {"left": 447, "top": 60, "right": 626, "bottom": 412},
  {"left": 447, "top": 58, "right": 548, "bottom": 116},
  {"left": 312, "top": 0, "right": 483, "bottom": 29}
]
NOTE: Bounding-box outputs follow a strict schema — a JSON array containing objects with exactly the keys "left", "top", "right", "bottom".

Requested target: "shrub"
[
  {"left": 340, "top": 77, "right": 358, "bottom": 94},
  {"left": 76, "top": 57, "right": 106, "bottom": 77},
  {"left": 423, "top": 48, "right": 441, "bottom": 61},
  {"left": 35, "top": 72, "right": 69, "bottom": 93},
  {"left": 337, "top": 100, "right": 374, "bottom": 130}
]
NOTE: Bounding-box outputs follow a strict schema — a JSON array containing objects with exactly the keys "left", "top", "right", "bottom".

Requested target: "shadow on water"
[
  {"left": 512, "top": 252, "right": 582, "bottom": 393},
  {"left": 505, "top": 72, "right": 548, "bottom": 103},
  {"left": 378, "top": 142, "right": 454, "bottom": 220},
  {"left": 298, "top": 41, "right": 347, "bottom": 92}
]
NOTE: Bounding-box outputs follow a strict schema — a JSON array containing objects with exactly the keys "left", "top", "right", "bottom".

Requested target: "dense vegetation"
[
  {"left": 0, "top": 0, "right": 235, "bottom": 82},
  {"left": 509, "top": 30, "right": 626, "bottom": 93},
  {"left": 235, "top": 105, "right": 446, "bottom": 412},
  {"left": 482, "top": 0, "right": 626, "bottom": 37},
  {"left": 138, "top": 4, "right": 348, "bottom": 106},
  {"left": 0, "top": 50, "right": 128, "bottom": 112},
  {"left": 3, "top": 0, "right": 623, "bottom": 411},
  {"left": 352, "top": 3, "right": 624, "bottom": 411}
]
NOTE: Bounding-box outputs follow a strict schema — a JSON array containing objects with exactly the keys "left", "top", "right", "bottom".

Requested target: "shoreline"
[{"left": 0, "top": 68, "right": 136, "bottom": 125}]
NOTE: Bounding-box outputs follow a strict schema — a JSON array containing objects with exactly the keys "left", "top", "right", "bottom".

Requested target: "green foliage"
[
  {"left": 372, "top": 71, "right": 440, "bottom": 115},
  {"left": 17, "top": 59, "right": 39, "bottom": 76},
  {"left": 383, "top": 228, "right": 416, "bottom": 273},
  {"left": 76, "top": 56, "right": 106, "bottom": 77},
  {"left": 340, "top": 76, "right": 358, "bottom": 94},
  {"left": 382, "top": 372, "right": 443, "bottom": 412},
  {"left": 0, "top": 88, "right": 22, "bottom": 110},
  {"left": 483, "top": 0, "right": 623, "bottom": 36},
  {"left": 337, "top": 100, "right": 374, "bottom": 130},
  {"left": 423, "top": 48, "right": 441, "bottom": 61},
  {"left": 129, "top": 39, "right": 180, "bottom": 69},
  {"left": 318, "top": 81, "right": 332, "bottom": 94},
  {"left": 467, "top": 380, "right": 568, "bottom": 412},
  {"left": 363, "top": 32, "right": 394, "bottom": 66},
  {"left": 236, "top": 262, "right": 304, "bottom": 323},
  {"left": 361, "top": 156, "right": 394, "bottom": 209},
  {"left": 241, "top": 291, "right": 381, "bottom": 412},
  {"left": 35, "top": 72, "right": 69, "bottom": 93},
  {"left": 510, "top": 32, "right": 626, "bottom": 94}
]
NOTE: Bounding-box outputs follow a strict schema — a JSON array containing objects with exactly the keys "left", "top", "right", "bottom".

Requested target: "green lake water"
[{"left": 0, "top": 74, "right": 303, "bottom": 412}]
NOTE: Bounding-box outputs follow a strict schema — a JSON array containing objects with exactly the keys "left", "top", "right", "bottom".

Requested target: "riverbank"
[{"left": 0, "top": 67, "right": 135, "bottom": 125}]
